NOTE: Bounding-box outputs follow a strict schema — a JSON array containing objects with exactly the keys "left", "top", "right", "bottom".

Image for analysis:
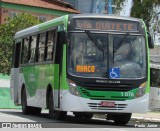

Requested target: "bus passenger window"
[
  {"left": 37, "top": 32, "right": 46, "bottom": 62},
  {"left": 45, "top": 30, "right": 56, "bottom": 61},
  {"left": 29, "top": 35, "right": 37, "bottom": 63},
  {"left": 21, "top": 37, "right": 29, "bottom": 64}
]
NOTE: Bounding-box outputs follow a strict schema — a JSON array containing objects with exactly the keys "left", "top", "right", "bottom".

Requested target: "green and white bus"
[{"left": 10, "top": 14, "right": 154, "bottom": 125}]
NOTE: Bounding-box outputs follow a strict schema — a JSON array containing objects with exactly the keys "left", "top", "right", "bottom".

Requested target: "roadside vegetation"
[{"left": 0, "top": 13, "right": 41, "bottom": 74}]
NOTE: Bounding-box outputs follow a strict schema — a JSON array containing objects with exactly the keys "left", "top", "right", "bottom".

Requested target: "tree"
[
  {"left": 131, "top": 0, "right": 153, "bottom": 29},
  {"left": 130, "top": 0, "right": 160, "bottom": 29},
  {"left": 115, "top": 0, "right": 160, "bottom": 29},
  {"left": 113, "top": 0, "right": 125, "bottom": 8},
  {"left": 0, "top": 13, "right": 41, "bottom": 75}
]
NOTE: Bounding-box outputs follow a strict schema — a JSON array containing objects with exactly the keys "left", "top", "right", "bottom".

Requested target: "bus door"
[
  {"left": 54, "top": 31, "right": 64, "bottom": 108},
  {"left": 10, "top": 42, "right": 21, "bottom": 104}
]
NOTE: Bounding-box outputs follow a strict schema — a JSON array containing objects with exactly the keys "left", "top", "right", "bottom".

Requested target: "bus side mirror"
[{"left": 147, "top": 32, "right": 154, "bottom": 49}]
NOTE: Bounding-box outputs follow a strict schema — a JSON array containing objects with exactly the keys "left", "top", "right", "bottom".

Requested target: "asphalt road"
[{"left": 0, "top": 109, "right": 159, "bottom": 130}]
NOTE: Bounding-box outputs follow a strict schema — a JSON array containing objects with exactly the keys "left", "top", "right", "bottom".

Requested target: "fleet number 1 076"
[{"left": 121, "top": 92, "right": 134, "bottom": 97}]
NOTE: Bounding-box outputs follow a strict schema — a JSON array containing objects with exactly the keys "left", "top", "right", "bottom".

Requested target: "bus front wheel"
[
  {"left": 111, "top": 113, "right": 132, "bottom": 125},
  {"left": 74, "top": 112, "right": 93, "bottom": 119},
  {"left": 21, "top": 88, "right": 41, "bottom": 115},
  {"left": 21, "top": 88, "right": 30, "bottom": 115},
  {"left": 48, "top": 92, "right": 66, "bottom": 120}
]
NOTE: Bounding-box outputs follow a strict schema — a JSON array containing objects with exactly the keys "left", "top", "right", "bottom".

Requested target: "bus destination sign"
[{"left": 74, "top": 19, "right": 138, "bottom": 32}]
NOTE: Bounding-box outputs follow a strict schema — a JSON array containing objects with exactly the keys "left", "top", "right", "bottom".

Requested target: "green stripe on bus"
[
  {"left": 79, "top": 87, "right": 138, "bottom": 100},
  {"left": 39, "top": 19, "right": 64, "bottom": 31}
]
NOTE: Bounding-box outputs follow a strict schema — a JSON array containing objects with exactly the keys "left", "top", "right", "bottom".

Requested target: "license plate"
[{"left": 100, "top": 101, "right": 115, "bottom": 107}]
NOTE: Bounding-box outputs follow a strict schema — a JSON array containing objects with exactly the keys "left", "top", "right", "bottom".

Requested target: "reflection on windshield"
[
  {"left": 68, "top": 32, "right": 146, "bottom": 79},
  {"left": 109, "top": 35, "right": 146, "bottom": 78},
  {"left": 68, "top": 33, "right": 107, "bottom": 77},
  {"left": 113, "top": 32, "right": 129, "bottom": 53}
]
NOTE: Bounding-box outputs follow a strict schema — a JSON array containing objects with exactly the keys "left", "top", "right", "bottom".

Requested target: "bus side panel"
[
  {"left": 21, "top": 66, "right": 36, "bottom": 107},
  {"left": 22, "top": 64, "right": 55, "bottom": 108},
  {"left": 22, "top": 66, "right": 35, "bottom": 97},
  {"left": 34, "top": 64, "right": 55, "bottom": 108},
  {"left": 53, "top": 64, "right": 59, "bottom": 108},
  {"left": 60, "top": 44, "right": 70, "bottom": 110}
]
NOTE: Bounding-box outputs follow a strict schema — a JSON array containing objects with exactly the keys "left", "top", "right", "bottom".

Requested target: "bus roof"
[
  {"left": 68, "top": 14, "right": 141, "bottom": 22},
  {"left": 14, "top": 14, "right": 143, "bottom": 39},
  {"left": 14, "top": 15, "right": 68, "bottom": 39}
]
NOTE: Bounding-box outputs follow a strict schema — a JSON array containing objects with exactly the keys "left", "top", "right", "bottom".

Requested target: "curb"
[
  {"left": 131, "top": 117, "right": 160, "bottom": 123},
  {"left": 94, "top": 114, "right": 160, "bottom": 123}
]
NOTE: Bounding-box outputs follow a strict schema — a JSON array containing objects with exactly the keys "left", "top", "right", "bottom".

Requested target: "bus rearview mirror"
[{"left": 147, "top": 32, "right": 154, "bottom": 49}]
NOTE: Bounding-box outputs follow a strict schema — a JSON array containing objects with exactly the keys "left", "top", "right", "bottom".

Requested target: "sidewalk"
[
  {"left": 94, "top": 112, "right": 160, "bottom": 123},
  {"left": 132, "top": 112, "right": 160, "bottom": 123}
]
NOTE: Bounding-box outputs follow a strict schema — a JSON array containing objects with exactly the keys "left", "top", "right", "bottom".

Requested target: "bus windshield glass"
[{"left": 67, "top": 32, "right": 146, "bottom": 79}]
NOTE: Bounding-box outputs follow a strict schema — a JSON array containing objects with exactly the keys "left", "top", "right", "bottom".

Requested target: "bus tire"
[
  {"left": 74, "top": 112, "right": 93, "bottom": 119},
  {"left": 84, "top": 113, "right": 93, "bottom": 119},
  {"left": 74, "top": 112, "right": 84, "bottom": 119},
  {"left": 48, "top": 92, "right": 66, "bottom": 120},
  {"left": 21, "top": 88, "right": 41, "bottom": 115},
  {"left": 112, "top": 113, "right": 132, "bottom": 125},
  {"left": 21, "top": 88, "right": 31, "bottom": 115},
  {"left": 30, "top": 107, "right": 42, "bottom": 116}
]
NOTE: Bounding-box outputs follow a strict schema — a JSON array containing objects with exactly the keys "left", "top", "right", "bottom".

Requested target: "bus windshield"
[{"left": 68, "top": 32, "right": 146, "bottom": 79}]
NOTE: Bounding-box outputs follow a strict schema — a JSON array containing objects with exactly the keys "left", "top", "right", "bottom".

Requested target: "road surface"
[{"left": 0, "top": 109, "right": 159, "bottom": 130}]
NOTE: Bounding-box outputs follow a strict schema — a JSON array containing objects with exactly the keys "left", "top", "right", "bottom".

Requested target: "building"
[
  {"left": 63, "top": 0, "right": 98, "bottom": 13},
  {"left": 0, "top": 0, "right": 79, "bottom": 24},
  {"left": 62, "top": 0, "right": 118, "bottom": 14},
  {"left": 62, "top": 0, "right": 78, "bottom": 9}
]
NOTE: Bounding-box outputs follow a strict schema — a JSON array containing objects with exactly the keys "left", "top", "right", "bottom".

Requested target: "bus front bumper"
[{"left": 60, "top": 91, "right": 149, "bottom": 113}]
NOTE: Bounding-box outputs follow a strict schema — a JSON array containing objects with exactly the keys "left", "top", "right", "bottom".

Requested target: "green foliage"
[
  {"left": 104, "top": 0, "right": 125, "bottom": 13},
  {"left": 113, "top": 0, "right": 125, "bottom": 9},
  {"left": 131, "top": 0, "right": 153, "bottom": 29},
  {"left": 154, "top": 0, "right": 160, "bottom": 5},
  {"left": 0, "top": 13, "right": 41, "bottom": 75},
  {"left": 114, "top": 0, "right": 160, "bottom": 29}
]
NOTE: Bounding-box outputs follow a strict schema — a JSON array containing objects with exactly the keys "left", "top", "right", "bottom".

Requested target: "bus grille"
[
  {"left": 79, "top": 87, "right": 132, "bottom": 100},
  {"left": 88, "top": 103, "right": 127, "bottom": 111},
  {"left": 78, "top": 83, "right": 135, "bottom": 92}
]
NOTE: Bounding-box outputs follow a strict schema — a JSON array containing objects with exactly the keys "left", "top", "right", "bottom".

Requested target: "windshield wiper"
[
  {"left": 85, "top": 30, "right": 104, "bottom": 52},
  {"left": 85, "top": 30, "right": 105, "bottom": 61},
  {"left": 114, "top": 33, "right": 129, "bottom": 53}
]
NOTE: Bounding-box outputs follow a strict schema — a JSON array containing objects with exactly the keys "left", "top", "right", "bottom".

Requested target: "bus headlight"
[
  {"left": 136, "top": 82, "right": 146, "bottom": 98},
  {"left": 68, "top": 79, "right": 81, "bottom": 96}
]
